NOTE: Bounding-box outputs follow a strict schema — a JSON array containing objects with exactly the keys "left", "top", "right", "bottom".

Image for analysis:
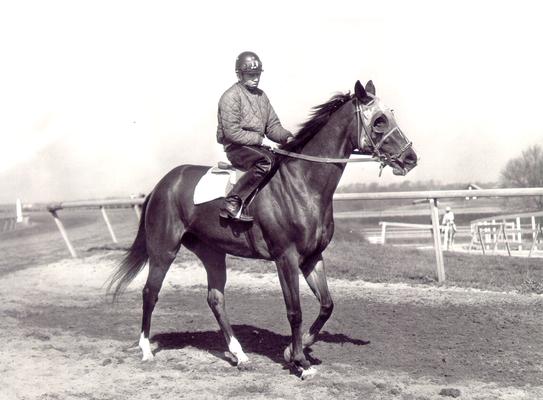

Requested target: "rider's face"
[{"left": 240, "top": 72, "right": 261, "bottom": 90}]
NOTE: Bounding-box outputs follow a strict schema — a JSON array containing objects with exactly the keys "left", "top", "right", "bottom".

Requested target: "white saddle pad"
[{"left": 193, "top": 167, "right": 243, "bottom": 205}]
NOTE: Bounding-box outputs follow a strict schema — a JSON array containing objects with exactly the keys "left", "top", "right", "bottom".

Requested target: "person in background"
[
  {"left": 442, "top": 206, "right": 457, "bottom": 249},
  {"left": 216, "top": 51, "right": 294, "bottom": 222}
]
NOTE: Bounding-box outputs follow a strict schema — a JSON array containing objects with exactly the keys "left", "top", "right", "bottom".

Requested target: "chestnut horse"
[{"left": 108, "top": 80, "right": 417, "bottom": 378}]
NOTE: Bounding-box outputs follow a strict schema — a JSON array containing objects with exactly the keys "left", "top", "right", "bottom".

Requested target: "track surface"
[{"left": 1, "top": 253, "right": 542, "bottom": 399}]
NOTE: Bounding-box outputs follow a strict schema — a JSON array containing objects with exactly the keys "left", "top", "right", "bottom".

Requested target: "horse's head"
[{"left": 352, "top": 80, "right": 417, "bottom": 176}]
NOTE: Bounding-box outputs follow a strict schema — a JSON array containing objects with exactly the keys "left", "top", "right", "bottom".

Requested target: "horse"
[{"left": 107, "top": 80, "right": 418, "bottom": 379}]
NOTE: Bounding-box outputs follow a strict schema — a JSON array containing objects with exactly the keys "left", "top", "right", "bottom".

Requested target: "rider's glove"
[
  {"left": 261, "top": 137, "right": 278, "bottom": 150},
  {"left": 285, "top": 135, "right": 295, "bottom": 144}
]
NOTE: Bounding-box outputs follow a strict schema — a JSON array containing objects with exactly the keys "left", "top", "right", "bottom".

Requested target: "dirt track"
[{"left": 1, "top": 253, "right": 542, "bottom": 399}]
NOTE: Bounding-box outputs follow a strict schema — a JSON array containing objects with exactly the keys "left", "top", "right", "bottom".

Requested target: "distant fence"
[
  {"left": 1, "top": 199, "right": 30, "bottom": 233},
  {"left": 23, "top": 197, "right": 144, "bottom": 258},
  {"left": 468, "top": 210, "right": 543, "bottom": 256},
  {"left": 375, "top": 221, "right": 458, "bottom": 251},
  {"left": 23, "top": 187, "right": 543, "bottom": 283},
  {"left": 377, "top": 222, "right": 432, "bottom": 245},
  {"left": 333, "top": 188, "right": 543, "bottom": 282},
  {"left": 1, "top": 216, "right": 19, "bottom": 233}
]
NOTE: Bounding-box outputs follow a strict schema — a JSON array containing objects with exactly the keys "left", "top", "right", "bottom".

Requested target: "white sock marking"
[
  {"left": 228, "top": 337, "right": 249, "bottom": 364},
  {"left": 139, "top": 332, "right": 154, "bottom": 361}
]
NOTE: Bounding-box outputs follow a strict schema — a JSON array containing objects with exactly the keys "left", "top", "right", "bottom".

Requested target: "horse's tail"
[{"left": 107, "top": 195, "right": 150, "bottom": 301}]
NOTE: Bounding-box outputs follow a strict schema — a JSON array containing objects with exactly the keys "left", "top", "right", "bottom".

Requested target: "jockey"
[
  {"left": 442, "top": 206, "right": 457, "bottom": 232},
  {"left": 216, "top": 51, "right": 294, "bottom": 221}
]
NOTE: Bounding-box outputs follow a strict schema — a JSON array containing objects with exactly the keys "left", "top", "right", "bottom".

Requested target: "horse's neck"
[
  {"left": 282, "top": 105, "right": 354, "bottom": 199},
  {"left": 302, "top": 107, "right": 353, "bottom": 159}
]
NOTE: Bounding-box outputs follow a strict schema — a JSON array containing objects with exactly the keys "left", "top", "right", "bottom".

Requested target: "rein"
[{"left": 270, "top": 147, "right": 377, "bottom": 164}]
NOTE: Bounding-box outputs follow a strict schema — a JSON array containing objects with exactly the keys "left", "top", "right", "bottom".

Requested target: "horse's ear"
[
  {"left": 354, "top": 80, "right": 367, "bottom": 101},
  {"left": 365, "top": 80, "right": 376, "bottom": 96}
]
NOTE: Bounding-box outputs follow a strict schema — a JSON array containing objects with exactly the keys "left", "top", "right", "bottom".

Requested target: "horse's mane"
[{"left": 280, "top": 92, "right": 353, "bottom": 152}]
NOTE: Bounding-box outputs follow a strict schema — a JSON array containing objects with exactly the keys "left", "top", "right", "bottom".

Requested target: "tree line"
[
  {"left": 338, "top": 143, "right": 543, "bottom": 209},
  {"left": 500, "top": 144, "right": 543, "bottom": 208},
  {"left": 337, "top": 180, "right": 495, "bottom": 194}
]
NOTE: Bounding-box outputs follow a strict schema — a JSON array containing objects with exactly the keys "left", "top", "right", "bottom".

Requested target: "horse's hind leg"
[
  {"left": 139, "top": 255, "right": 176, "bottom": 360},
  {"left": 139, "top": 227, "right": 184, "bottom": 361},
  {"left": 299, "top": 254, "right": 333, "bottom": 349},
  {"left": 185, "top": 238, "right": 249, "bottom": 366}
]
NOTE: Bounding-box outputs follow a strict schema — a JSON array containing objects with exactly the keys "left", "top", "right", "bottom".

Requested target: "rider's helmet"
[
  {"left": 445, "top": 206, "right": 451, "bottom": 212},
  {"left": 235, "top": 51, "right": 263, "bottom": 74}
]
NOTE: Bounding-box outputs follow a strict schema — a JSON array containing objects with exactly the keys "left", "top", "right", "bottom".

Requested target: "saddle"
[{"left": 193, "top": 162, "right": 246, "bottom": 205}]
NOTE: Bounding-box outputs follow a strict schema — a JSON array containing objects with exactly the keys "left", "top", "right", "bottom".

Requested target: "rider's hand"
[
  {"left": 286, "top": 135, "right": 295, "bottom": 144},
  {"left": 261, "top": 137, "right": 277, "bottom": 149}
]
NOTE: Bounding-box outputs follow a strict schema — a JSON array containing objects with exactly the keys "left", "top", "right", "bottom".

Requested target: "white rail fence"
[
  {"left": 376, "top": 221, "right": 459, "bottom": 251},
  {"left": 0, "top": 216, "right": 20, "bottom": 233},
  {"left": 20, "top": 187, "right": 543, "bottom": 283},
  {"left": 468, "top": 210, "right": 543, "bottom": 256},
  {"left": 334, "top": 188, "right": 543, "bottom": 282},
  {"left": 23, "top": 198, "right": 144, "bottom": 258},
  {"left": 1, "top": 199, "right": 30, "bottom": 233},
  {"left": 377, "top": 222, "right": 432, "bottom": 245}
]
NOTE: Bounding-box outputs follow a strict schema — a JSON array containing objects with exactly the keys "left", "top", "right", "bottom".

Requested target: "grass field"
[{"left": 2, "top": 206, "right": 542, "bottom": 294}]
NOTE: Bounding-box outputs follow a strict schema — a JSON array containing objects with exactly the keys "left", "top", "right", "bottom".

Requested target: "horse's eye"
[{"left": 373, "top": 115, "right": 388, "bottom": 132}]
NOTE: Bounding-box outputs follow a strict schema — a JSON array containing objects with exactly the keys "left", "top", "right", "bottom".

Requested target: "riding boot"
[{"left": 219, "top": 195, "right": 254, "bottom": 222}]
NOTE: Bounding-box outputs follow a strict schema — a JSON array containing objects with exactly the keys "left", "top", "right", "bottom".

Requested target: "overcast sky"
[{"left": 1, "top": 0, "right": 543, "bottom": 203}]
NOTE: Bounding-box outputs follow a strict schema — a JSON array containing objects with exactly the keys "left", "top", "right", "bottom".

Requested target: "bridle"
[
  {"left": 270, "top": 96, "right": 414, "bottom": 172},
  {"left": 353, "top": 97, "right": 413, "bottom": 175}
]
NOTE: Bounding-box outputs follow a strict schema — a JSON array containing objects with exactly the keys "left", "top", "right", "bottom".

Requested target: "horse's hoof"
[
  {"left": 302, "top": 333, "right": 314, "bottom": 348},
  {"left": 225, "top": 350, "right": 250, "bottom": 367},
  {"left": 224, "top": 351, "right": 236, "bottom": 364},
  {"left": 300, "top": 366, "right": 317, "bottom": 380},
  {"left": 141, "top": 352, "right": 154, "bottom": 362},
  {"left": 234, "top": 352, "right": 249, "bottom": 364},
  {"left": 237, "top": 360, "right": 255, "bottom": 371},
  {"left": 283, "top": 345, "right": 293, "bottom": 363}
]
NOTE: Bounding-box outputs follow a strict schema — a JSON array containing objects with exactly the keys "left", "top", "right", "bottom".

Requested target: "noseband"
[{"left": 354, "top": 98, "right": 413, "bottom": 175}]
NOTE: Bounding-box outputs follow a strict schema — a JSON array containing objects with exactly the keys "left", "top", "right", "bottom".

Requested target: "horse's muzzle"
[{"left": 391, "top": 147, "right": 417, "bottom": 176}]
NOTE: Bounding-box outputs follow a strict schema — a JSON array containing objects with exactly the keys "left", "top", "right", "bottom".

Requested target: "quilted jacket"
[{"left": 216, "top": 82, "right": 292, "bottom": 149}]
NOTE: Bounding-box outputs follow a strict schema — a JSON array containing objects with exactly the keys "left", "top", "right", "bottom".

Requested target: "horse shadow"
[{"left": 151, "top": 324, "right": 370, "bottom": 367}]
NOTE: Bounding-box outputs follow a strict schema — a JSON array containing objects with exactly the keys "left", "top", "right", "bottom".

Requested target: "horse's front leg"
[
  {"left": 284, "top": 254, "right": 333, "bottom": 362},
  {"left": 301, "top": 254, "right": 334, "bottom": 348},
  {"left": 275, "top": 252, "right": 315, "bottom": 379}
]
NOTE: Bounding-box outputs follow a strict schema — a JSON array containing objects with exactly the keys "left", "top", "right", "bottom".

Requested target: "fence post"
[
  {"left": 133, "top": 204, "right": 141, "bottom": 220},
  {"left": 491, "top": 219, "right": 497, "bottom": 246},
  {"left": 428, "top": 198, "right": 446, "bottom": 282},
  {"left": 380, "top": 222, "right": 387, "bottom": 245},
  {"left": 50, "top": 209, "right": 77, "bottom": 258},
  {"left": 100, "top": 206, "right": 118, "bottom": 243},
  {"left": 532, "top": 216, "right": 537, "bottom": 250},
  {"left": 529, "top": 224, "right": 543, "bottom": 257},
  {"left": 16, "top": 198, "right": 23, "bottom": 223},
  {"left": 517, "top": 217, "right": 522, "bottom": 251}
]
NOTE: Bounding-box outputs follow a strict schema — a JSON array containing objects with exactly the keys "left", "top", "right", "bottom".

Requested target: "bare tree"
[{"left": 500, "top": 144, "right": 543, "bottom": 208}]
